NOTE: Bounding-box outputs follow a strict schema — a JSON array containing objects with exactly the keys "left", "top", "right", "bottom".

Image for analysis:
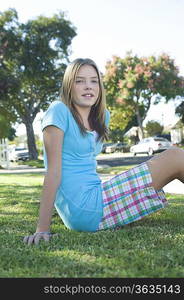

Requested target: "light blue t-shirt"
[{"left": 41, "top": 100, "right": 110, "bottom": 232}]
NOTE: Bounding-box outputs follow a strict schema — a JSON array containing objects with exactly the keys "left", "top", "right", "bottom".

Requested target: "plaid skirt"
[{"left": 98, "top": 162, "right": 168, "bottom": 230}]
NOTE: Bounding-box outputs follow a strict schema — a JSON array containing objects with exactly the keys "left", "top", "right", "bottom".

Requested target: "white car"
[
  {"left": 102, "top": 142, "right": 117, "bottom": 153},
  {"left": 9, "top": 147, "right": 30, "bottom": 162},
  {"left": 130, "top": 137, "right": 172, "bottom": 156}
]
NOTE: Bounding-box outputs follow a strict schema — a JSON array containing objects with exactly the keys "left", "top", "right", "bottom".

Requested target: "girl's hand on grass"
[{"left": 23, "top": 232, "right": 53, "bottom": 245}]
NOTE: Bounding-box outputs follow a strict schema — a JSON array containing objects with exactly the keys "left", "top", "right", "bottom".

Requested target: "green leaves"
[
  {"left": 0, "top": 114, "right": 16, "bottom": 140},
  {"left": 145, "top": 120, "right": 164, "bottom": 137},
  {"left": 0, "top": 8, "right": 77, "bottom": 157}
]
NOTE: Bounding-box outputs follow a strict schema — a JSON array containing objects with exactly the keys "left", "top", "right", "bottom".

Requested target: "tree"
[
  {"left": 0, "top": 114, "right": 16, "bottom": 140},
  {"left": 0, "top": 10, "right": 22, "bottom": 101},
  {"left": 103, "top": 53, "right": 184, "bottom": 140},
  {"left": 107, "top": 106, "right": 138, "bottom": 142},
  {"left": 0, "top": 103, "right": 17, "bottom": 141},
  {"left": 175, "top": 98, "right": 184, "bottom": 123},
  {"left": 145, "top": 120, "right": 163, "bottom": 137},
  {"left": 0, "top": 9, "right": 76, "bottom": 159}
]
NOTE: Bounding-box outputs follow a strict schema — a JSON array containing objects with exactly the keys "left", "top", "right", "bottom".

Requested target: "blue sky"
[{"left": 1, "top": 0, "right": 183, "bottom": 134}]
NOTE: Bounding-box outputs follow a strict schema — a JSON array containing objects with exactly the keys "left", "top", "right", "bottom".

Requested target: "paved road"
[
  {"left": 0, "top": 152, "right": 183, "bottom": 194},
  {"left": 97, "top": 152, "right": 151, "bottom": 167}
]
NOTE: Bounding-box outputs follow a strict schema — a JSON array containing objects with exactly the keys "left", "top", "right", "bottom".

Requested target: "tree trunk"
[
  {"left": 135, "top": 106, "right": 144, "bottom": 140},
  {"left": 24, "top": 117, "right": 38, "bottom": 160}
]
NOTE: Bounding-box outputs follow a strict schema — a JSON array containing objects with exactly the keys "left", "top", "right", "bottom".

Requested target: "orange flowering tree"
[{"left": 103, "top": 52, "right": 184, "bottom": 139}]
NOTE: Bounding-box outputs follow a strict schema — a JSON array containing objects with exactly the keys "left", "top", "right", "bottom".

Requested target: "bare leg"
[{"left": 146, "top": 146, "right": 184, "bottom": 190}]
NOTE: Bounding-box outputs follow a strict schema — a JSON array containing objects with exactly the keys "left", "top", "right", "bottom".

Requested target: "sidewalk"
[
  {"left": 0, "top": 166, "right": 45, "bottom": 174},
  {"left": 0, "top": 164, "right": 183, "bottom": 194}
]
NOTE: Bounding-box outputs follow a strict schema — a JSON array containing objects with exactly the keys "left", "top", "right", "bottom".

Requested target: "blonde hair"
[{"left": 60, "top": 58, "right": 108, "bottom": 141}]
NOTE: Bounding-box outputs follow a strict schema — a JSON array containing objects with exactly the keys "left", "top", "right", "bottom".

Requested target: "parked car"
[
  {"left": 115, "top": 142, "right": 130, "bottom": 153},
  {"left": 102, "top": 143, "right": 110, "bottom": 153},
  {"left": 9, "top": 147, "right": 30, "bottom": 162},
  {"left": 130, "top": 137, "right": 172, "bottom": 156},
  {"left": 155, "top": 133, "right": 171, "bottom": 142},
  {"left": 102, "top": 142, "right": 117, "bottom": 153}
]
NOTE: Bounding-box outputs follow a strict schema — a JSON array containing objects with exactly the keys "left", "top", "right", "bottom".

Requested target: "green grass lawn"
[{"left": 1, "top": 172, "right": 184, "bottom": 278}]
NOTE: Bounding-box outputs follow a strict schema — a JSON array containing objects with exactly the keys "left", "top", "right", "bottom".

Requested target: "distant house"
[
  {"left": 170, "top": 121, "right": 184, "bottom": 144},
  {"left": 124, "top": 126, "right": 140, "bottom": 143},
  {"left": 124, "top": 126, "right": 139, "bottom": 138}
]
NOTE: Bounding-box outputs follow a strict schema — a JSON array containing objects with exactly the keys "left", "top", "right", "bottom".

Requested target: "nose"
[
  {"left": 84, "top": 80, "right": 92, "bottom": 90},
  {"left": 85, "top": 86, "right": 92, "bottom": 90}
]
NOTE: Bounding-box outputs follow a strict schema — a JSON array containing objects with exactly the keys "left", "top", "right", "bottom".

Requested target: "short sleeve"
[
  {"left": 41, "top": 100, "right": 69, "bottom": 133},
  {"left": 105, "top": 109, "right": 110, "bottom": 127}
]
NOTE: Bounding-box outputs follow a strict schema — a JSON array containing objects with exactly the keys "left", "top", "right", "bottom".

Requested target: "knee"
[
  {"left": 168, "top": 146, "right": 184, "bottom": 157},
  {"left": 167, "top": 146, "right": 184, "bottom": 176}
]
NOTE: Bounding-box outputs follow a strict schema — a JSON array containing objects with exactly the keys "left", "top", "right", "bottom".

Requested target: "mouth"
[{"left": 82, "top": 93, "right": 94, "bottom": 98}]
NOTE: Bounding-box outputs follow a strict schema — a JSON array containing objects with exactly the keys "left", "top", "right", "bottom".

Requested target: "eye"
[
  {"left": 92, "top": 80, "right": 99, "bottom": 83},
  {"left": 75, "top": 80, "right": 83, "bottom": 83}
]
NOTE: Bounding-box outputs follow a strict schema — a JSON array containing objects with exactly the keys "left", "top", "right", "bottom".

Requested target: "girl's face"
[{"left": 72, "top": 64, "right": 100, "bottom": 110}]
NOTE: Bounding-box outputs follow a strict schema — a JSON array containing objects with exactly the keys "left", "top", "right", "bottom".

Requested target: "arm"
[{"left": 24, "top": 125, "right": 64, "bottom": 245}]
